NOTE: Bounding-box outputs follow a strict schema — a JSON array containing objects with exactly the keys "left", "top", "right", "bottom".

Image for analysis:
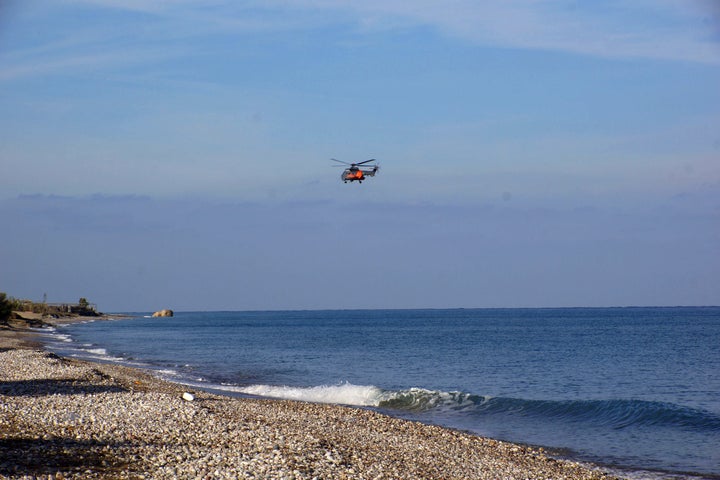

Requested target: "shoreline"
[{"left": 1, "top": 315, "right": 620, "bottom": 479}]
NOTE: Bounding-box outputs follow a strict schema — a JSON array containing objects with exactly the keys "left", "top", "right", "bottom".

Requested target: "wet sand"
[{"left": 1, "top": 315, "right": 620, "bottom": 479}]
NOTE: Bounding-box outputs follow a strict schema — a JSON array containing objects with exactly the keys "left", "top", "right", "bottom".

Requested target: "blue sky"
[{"left": 1, "top": 1, "right": 719, "bottom": 311}]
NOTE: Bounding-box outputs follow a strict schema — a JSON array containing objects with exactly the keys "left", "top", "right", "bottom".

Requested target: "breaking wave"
[
  {"left": 215, "top": 383, "right": 385, "bottom": 406},
  {"left": 211, "top": 383, "right": 720, "bottom": 433},
  {"left": 380, "top": 389, "right": 720, "bottom": 432},
  {"left": 465, "top": 397, "right": 720, "bottom": 432}
]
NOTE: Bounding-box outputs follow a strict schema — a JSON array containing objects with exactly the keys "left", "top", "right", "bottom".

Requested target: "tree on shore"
[{"left": 0, "top": 292, "right": 12, "bottom": 324}]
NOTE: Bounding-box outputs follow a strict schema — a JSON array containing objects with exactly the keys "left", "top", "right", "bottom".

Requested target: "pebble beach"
[{"left": 1, "top": 317, "right": 620, "bottom": 479}]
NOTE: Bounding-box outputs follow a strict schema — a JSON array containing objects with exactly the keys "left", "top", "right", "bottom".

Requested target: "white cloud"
[
  {"left": 280, "top": 0, "right": 720, "bottom": 63},
  {"left": 2, "top": 0, "right": 717, "bottom": 84}
]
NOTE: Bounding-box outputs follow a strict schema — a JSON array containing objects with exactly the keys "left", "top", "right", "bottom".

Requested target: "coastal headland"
[{"left": 1, "top": 314, "right": 620, "bottom": 479}]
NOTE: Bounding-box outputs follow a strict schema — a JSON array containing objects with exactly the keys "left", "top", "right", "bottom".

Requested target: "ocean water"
[{"left": 42, "top": 307, "right": 720, "bottom": 478}]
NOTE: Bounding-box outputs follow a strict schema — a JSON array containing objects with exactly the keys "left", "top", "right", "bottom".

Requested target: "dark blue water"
[{"left": 44, "top": 307, "right": 720, "bottom": 478}]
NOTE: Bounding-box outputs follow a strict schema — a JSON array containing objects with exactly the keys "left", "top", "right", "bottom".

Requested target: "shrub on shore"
[{"left": 0, "top": 292, "right": 12, "bottom": 323}]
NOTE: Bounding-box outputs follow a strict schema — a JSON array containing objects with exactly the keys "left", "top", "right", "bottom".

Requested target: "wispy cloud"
[
  {"left": 280, "top": 0, "right": 720, "bottom": 63},
  {"left": 0, "top": 1, "right": 332, "bottom": 81},
  {"left": 2, "top": 0, "right": 717, "bottom": 83},
  {"left": 0, "top": 47, "right": 188, "bottom": 81}
]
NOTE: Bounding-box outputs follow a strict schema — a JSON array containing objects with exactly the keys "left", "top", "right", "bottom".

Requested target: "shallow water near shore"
[{"left": 43, "top": 307, "right": 720, "bottom": 478}]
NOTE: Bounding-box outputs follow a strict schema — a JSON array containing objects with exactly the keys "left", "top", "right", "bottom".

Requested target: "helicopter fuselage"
[
  {"left": 341, "top": 166, "right": 377, "bottom": 183},
  {"left": 342, "top": 168, "right": 365, "bottom": 183},
  {"left": 332, "top": 158, "right": 379, "bottom": 183}
]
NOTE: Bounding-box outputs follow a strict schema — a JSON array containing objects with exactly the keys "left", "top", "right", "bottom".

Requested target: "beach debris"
[{"left": 182, "top": 392, "right": 195, "bottom": 402}]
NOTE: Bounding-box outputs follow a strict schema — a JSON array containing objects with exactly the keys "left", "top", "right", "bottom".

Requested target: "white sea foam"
[
  {"left": 196, "top": 383, "right": 478, "bottom": 411},
  {"left": 29, "top": 326, "right": 56, "bottom": 333},
  {"left": 72, "top": 348, "right": 126, "bottom": 362},
  {"left": 156, "top": 368, "right": 181, "bottom": 377},
  {"left": 38, "top": 328, "right": 73, "bottom": 344},
  {"left": 220, "top": 383, "right": 385, "bottom": 407},
  {"left": 72, "top": 319, "right": 96, "bottom": 324}
]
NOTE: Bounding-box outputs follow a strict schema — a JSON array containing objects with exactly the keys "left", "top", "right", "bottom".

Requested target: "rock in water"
[{"left": 152, "top": 309, "right": 174, "bottom": 317}]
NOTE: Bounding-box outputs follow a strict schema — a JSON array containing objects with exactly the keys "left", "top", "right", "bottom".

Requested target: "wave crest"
[
  {"left": 473, "top": 397, "right": 720, "bottom": 431},
  {"left": 183, "top": 381, "right": 720, "bottom": 433},
  {"left": 379, "top": 388, "right": 481, "bottom": 412},
  {"left": 381, "top": 391, "right": 720, "bottom": 432},
  {"left": 221, "top": 383, "right": 385, "bottom": 406}
]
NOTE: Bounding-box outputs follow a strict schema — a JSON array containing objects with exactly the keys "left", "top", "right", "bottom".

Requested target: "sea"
[{"left": 38, "top": 307, "right": 720, "bottom": 479}]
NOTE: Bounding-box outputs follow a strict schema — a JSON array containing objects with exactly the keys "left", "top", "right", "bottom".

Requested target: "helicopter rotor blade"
[
  {"left": 331, "top": 158, "right": 352, "bottom": 165},
  {"left": 356, "top": 158, "right": 376, "bottom": 165}
]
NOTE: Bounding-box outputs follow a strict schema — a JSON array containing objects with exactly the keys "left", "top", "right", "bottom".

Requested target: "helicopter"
[{"left": 331, "top": 158, "right": 380, "bottom": 183}]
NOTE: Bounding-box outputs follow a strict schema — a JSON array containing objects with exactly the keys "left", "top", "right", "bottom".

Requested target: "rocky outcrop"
[{"left": 151, "top": 309, "right": 174, "bottom": 317}]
